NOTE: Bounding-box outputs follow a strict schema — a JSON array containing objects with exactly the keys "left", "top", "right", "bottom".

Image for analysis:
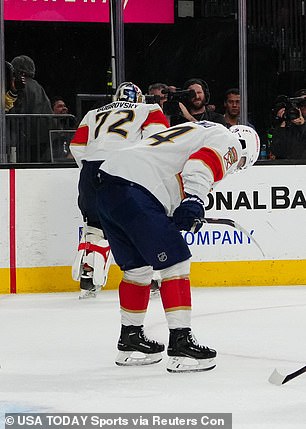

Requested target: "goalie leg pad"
[
  {"left": 72, "top": 225, "right": 103, "bottom": 281},
  {"left": 72, "top": 226, "right": 112, "bottom": 287},
  {"left": 72, "top": 247, "right": 85, "bottom": 282}
]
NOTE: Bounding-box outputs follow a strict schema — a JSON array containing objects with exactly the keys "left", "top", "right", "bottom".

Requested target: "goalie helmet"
[
  {"left": 229, "top": 125, "right": 260, "bottom": 170},
  {"left": 114, "top": 82, "right": 145, "bottom": 103}
]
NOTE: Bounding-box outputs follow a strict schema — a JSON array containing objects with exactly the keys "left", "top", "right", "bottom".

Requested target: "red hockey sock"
[
  {"left": 160, "top": 278, "right": 191, "bottom": 312},
  {"left": 119, "top": 280, "right": 150, "bottom": 313}
]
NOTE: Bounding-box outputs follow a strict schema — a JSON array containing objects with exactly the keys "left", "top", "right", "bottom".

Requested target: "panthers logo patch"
[{"left": 224, "top": 146, "right": 238, "bottom": 170}]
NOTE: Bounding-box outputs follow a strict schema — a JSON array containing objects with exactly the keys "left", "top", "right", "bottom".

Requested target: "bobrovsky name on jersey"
[{"left": 206, "top": 186, "right": 306, "bottom": 211}]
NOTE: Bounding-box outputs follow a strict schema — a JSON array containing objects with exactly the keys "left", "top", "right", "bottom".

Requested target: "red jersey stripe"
[
  {"left": 142, "top": 110, "right": 169, "bottom": 129},
  {"left": 70, "top": 124, "right": 89, "bottom": 146},
  {"left": 189, "top": 147, "right": 224, "bottom": 182}
]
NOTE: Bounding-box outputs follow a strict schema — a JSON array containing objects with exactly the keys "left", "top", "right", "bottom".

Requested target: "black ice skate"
[
  {"left": 115, "top": 325, "right": 165, "bottom": 366},
  {"left": 79, "top": 271, "right": 97, "bottom": 299},
  {"left": 167, "top": 328, "right": 217, "bottom": 373}
]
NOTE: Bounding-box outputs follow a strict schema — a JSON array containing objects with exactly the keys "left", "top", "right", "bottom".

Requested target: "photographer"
[
  {"left": 146, "top": 83, "right": 194, "bottom": 125},
  {"left": 147, "top": 83, "right": 169, "bottom": 109},
  {"left": 270, "top": 95, "right": 306, "bottom": 160},
  {"left": 294, "top": 89, "right": 306, "bottom": 119},
  {"left": 167, "top": 78, "right": 226, "bottom": 127}
]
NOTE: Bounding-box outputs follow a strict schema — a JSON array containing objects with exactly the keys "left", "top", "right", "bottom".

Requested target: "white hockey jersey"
[
  {"left": 70, "top": 101, "right": 169, "bottom": 167},
  {"left": 100, "top": 121, "right": 243, "bottom": 216}
]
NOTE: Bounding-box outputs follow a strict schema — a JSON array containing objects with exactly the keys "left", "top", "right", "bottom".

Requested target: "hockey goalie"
[{"left": 70, "top": 82, "right": 170, "bottom": 298}]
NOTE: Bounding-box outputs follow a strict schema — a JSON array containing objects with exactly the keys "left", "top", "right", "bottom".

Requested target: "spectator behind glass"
[
  {"left": 147, "top": 83, "right": 168, "bottom": 109},
  {"left": 8, "top": 55, "right": 53, "bottom": 162},
  {"left": 49, "top": 96, "right": 76, "bottom": 161},
  {"left": 294, "top": 89, "right": 306, "bottom": 119},
  {"left": 270, "top": 93, "right": 306, "bottom": 160},
  {"left": 147, "top": 83, "right": 180, "bottom": 126},
  {"left": 170, "top": 78, "right": 227, "bottom": 126},
  {"left": 9, "top": 55, "right": 52, "bottom": 114},
  {"left": 223, "top": 88, "right": 255, "bottom": 129},
  {"left": 51, "top": 96, "right": 69, "bottom": 114}
]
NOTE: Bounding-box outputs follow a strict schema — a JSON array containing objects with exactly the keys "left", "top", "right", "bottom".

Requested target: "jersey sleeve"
[
  {"left": 141, "top": 105, "right": 170, "bottom": 139},
  {"left": 182, "top": 133, "right": 240, "bottom": 199},
  {"left": 70, "top": 113, "right": 90, "bottom": 168}
]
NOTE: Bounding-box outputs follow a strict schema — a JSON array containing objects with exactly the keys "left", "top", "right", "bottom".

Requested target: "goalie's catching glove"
[{"left": 173, "top": 195, "right": 205, "bottom": 233}]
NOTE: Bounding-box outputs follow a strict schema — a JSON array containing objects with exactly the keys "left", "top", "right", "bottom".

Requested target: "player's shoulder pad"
[{"left": 147, "top": 103, "right": 163, "bottom": 112}]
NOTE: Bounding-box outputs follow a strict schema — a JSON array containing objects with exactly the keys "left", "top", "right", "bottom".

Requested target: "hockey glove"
[{"left": 173, "top": 195, "right": 205, "bottom": 233}]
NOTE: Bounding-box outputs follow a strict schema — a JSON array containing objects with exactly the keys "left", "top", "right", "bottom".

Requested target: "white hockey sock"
[
  {"left": 165, "top": 309, "right": 191, "bottom": 329},
  {"left": 120, "top": 309, "right": 146, "bottom": 326}
]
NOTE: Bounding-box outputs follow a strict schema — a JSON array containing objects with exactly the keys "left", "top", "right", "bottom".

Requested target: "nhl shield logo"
[{"left": 157, "top": 252, "right": 168, "bottom": 262}]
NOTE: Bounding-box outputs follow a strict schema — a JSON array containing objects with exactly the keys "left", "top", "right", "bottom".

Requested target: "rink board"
[{"left": 0, "top": 165, "right": 306, "bottom": 293}]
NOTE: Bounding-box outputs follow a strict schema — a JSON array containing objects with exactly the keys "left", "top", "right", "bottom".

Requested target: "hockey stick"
[
  {"left": 268, "top": 365, "right": 306, "bottom": 385},
  {"left": 192, "top": 217, "right": 265, "bottom": 257}
]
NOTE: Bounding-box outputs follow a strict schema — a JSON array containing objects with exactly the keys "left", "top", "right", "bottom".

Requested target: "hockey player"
[
  {"left": 83, "top": 121, "right": 260, "bottom": 372},
  {"left": 70, "top": 82, "right": 169, "bottom": 298}
]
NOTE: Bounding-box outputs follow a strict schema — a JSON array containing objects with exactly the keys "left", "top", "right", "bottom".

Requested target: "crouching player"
[{"left": 79, "top": 121, "right": 260, "bottom": 372}]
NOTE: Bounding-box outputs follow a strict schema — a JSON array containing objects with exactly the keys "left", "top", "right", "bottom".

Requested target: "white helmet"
[
  {"left": 229, "top": 125, "right": 260, "bottom": 170},
  {"left": 114, "top": 82, "right": 144, "bottom": 103}
]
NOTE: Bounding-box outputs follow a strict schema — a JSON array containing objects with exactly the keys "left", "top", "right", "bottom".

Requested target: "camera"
[
  {"left": 145, "top": 94, "right": 161, "bottom": 104},
  {"left": 162, "top": 88, "right": 196, "bottom": 116},
  {"left": 162, "top": 88, "right": 196, "bottom": 102},
  {"left": 273, "top": 95, "right": 305, "bottom": 125}
]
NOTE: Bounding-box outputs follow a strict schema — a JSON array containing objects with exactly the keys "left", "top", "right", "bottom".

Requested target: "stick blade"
[
  {"left": 203, "top": 217, "right": 265, "bottom": 257},
  {"left": 268, "top": 368, "right": 285, "bottom": 386}
]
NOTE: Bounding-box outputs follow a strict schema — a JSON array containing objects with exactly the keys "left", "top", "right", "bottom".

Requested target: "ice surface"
[{"left": 1, "top": 286, "right": 306, "bottom": 428}]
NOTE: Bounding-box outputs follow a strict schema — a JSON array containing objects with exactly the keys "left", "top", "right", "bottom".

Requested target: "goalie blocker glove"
[{"left": 173, "top": 194, "right": 205, "bottom": 233}]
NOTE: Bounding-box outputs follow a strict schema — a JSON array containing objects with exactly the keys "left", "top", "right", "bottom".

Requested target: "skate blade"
[
  {"left": 115, "top": 351, "right": 163, "bottom": 366},
  {"left": 78, "top": 290, "right": 97, "bottom": 300},
  {"left": 167, "top": 356, "right": 216, "bottom": 373},
  {"left": 150, "top": 290, "right": 160, "bottom": 298}
]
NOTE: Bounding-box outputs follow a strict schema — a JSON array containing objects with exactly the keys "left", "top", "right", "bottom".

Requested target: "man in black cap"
[
  {"left": 10, "top": 55, "right": 52, "bottom": 114},
  {"left": 8, "top": 55, "right": 53, "bottom": 162}
]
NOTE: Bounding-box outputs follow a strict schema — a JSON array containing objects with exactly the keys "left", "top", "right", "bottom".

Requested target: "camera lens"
[{"left": 285, "top": 107, "right": 300, "bottom": 121}]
